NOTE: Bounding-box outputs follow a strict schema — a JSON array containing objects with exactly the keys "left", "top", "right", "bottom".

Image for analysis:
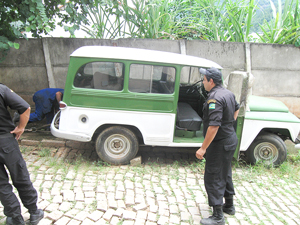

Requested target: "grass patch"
[
  {"left": 38, "top": 148, "right": 51, "bottom": 157},
  {"left": 233, "top": 151, "right": 300, "bottom": 182},
  {"left": 20, "top": 146, "right": 32, "bottom": 154},
  {"left": 29, "top": 145, "right": 300, "bottom": 187},
  {"left": 287, "top": 149, "right": 300, "bottom": 163},
  {"left": 188, "top": 158, "right": 206, "bottom": 174}
]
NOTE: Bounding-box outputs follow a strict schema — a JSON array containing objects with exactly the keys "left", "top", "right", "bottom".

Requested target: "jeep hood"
[{"left": 248, "top": 95, "right": 289, "bottom": 113}]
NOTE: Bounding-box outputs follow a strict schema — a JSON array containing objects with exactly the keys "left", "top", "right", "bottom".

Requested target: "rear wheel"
[
  {"left": 95, "top": 126, "right": 139, "bottom": 165},
  {"left": 245, "top": 133, "right": 287, "bottom": 166}
]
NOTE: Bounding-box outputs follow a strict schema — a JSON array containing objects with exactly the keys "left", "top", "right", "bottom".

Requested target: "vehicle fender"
[{"left": 239, "top": 119, "right": 299, "bottom": 151}]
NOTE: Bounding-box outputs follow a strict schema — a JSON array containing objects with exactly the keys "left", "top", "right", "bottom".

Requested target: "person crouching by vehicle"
[
  {"left": 196, "top": 67, "right": 240, "bottom": 225},
  {"left": 13, "top": 88, "right": 64, "bottom": 126},
  {"left": 29, "top": 88, "right": 64, "bottom": 124},
  {"left": 0, "top": 83, "right": 44, "bottom": 225}
]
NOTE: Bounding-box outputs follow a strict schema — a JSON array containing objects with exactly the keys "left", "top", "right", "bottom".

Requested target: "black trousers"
[
  {"left": 204, "top": 133, "right": 238, "bottom": 206},
  {"left": 0, "top": 134, "right": 38, "bottom": 217}
]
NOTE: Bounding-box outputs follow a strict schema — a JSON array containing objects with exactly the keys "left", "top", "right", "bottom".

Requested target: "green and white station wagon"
[{"left": 51, "top": 46, "right": 300, "bottom": 165}]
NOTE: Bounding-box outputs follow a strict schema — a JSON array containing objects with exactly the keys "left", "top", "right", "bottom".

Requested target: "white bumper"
[{"left": 50, "top": 112, "right": 92, "bottom": 142}]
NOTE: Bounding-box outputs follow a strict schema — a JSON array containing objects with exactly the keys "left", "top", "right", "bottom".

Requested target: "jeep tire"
[
  {"left": 95, "top": 126, "right": 139, "bottom": 165},
  {"left": 245, "top": 133, "right": 287, "bottom": 166}
]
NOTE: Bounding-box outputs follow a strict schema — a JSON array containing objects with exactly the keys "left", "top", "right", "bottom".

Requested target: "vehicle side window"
[
  {"left": 74, "top": 62, "right": 124, "bottom": 91},
  {"left": 129, "top": 64, "right": 175, "bottom": 94}
]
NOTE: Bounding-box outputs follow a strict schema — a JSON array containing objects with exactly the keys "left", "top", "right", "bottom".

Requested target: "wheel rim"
[
  {"left": 253, "top": 142, "right": 279, "bottom": 164},
  {"left": 104, "top": 134, "right": 131, "bottom": 159},
  {"left": 54, "top": 111, "right": 60, "bottom": 129}
]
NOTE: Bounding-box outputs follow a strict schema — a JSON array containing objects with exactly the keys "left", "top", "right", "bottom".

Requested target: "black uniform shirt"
[
  {"left": 0, "top": 84, "right": 30, "bottom": 135},
  {"left": 202, "top": 85, "right": 240, "bottom": 141}
]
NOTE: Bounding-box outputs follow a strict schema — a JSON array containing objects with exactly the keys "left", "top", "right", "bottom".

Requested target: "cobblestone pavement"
[{"left": 0, "top": 132, "right": 299, "bottom": 225}]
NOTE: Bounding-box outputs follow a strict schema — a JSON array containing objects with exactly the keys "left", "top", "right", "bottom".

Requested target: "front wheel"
[
  {"left": 245, "top": 133, "right": 287, "bottom": 166},
  {"left": 95, "top": 126, "right": 139, "bottom": 165}
]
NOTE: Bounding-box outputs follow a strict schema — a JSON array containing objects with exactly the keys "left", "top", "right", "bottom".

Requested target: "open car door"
[{"left": 225, "top": 71, "right": 250, "bottom": 159}]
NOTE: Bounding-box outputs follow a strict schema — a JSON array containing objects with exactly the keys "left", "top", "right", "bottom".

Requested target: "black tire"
[
  {"left": 245, "top": 133, "right": 287, "bottom": 166},
  {"left": 95, "top": 126, "right": 139, "bottom": 165}
]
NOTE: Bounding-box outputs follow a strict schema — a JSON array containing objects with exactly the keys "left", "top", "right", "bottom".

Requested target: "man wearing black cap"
[
  {"left": 196, "top": 67, "right": 240, "bottom": 225},
  {"left": 0, "top": 83, "right": 44, "bottom": 225}
]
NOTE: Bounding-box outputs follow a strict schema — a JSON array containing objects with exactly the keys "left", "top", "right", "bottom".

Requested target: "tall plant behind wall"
[
  {"left": 60, "top": 0, "right": 300, "bottom": 46},
  {"left": 182, "top": 0, "right": 257, "bottom": 42},
  {"left": 75, "top": 0, "right": 258, "bottom": 41},
  {"left": 257, "top": 0, "right": 300, "bottom": 45},
  {"left": 86, "top": 0, "right": 183, "bottom": 39},
  {"left": 114, "top": 0, "right": 176, "bottom": 39}
]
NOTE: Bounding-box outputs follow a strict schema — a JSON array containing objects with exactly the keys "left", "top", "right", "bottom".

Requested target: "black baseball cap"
[{"left": 199, "top": 67, "right": 222, "bottom": 84}]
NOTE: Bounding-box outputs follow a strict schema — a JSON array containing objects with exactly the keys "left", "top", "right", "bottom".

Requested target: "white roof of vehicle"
[{"left": 71, "top": 46, "right": 222, "bottom": 69}]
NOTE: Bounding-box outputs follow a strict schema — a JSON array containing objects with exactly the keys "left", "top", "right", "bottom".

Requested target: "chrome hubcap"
[{"left": 253, "top": 142, "right": 278, "bottom": 164}]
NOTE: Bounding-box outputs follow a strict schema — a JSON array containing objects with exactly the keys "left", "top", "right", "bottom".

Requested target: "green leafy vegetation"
[
  {"left": 1, "top": 0, "right": 300, "bottom": 60},
  {"left": 255, "top": 0, "right": 300, "bottom": 45},
  {"left": 0, "top": 0, "right": 60, "bottom": 60},
  {"left": 57, "top": 0, "right": 299, "bottom": 45},
  {"left": 38, "top": 148, "right": 51, "bottom": 157}
]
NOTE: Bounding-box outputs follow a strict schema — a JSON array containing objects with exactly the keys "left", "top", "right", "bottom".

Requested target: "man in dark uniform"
[
  {"left": 0, "top": 84, "right": 44, "bottom": 225},
  {"left": 196, "top": 68, "right": 240, "bottom": 225}
]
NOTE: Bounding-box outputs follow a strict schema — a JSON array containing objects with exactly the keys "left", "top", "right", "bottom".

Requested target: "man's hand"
[
  {"left": 195, "top": 126, "right": 219, "bottom": 160},
  {"left": 11, "top": 107, "right": 30, "bottom": 140},
  {"left": 196, "top": 147, "right": 206, "bottom": 160},
  {"left": 10, "top": 126, "right": 25, "bottom": 140}
]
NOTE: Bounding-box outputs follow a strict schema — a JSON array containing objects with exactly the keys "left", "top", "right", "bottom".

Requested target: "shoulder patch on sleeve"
[
  {"left": 10, "top": 89, "right": 14, "bottom": 92},
  {"left": 209, "top": 103, "right": 216, "bottom": 110},
  {"left": 207, "top": 99, "right": 216, "bottom": 104}
]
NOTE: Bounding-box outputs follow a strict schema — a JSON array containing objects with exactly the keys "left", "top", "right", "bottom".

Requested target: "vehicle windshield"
[{"left": 181, "top": 66, "right": 204, "bottom": 85}]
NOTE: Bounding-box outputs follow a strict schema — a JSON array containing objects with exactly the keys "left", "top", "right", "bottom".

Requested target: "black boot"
[
  {"left": 30, "top": 209, "right": 44, "bottom": 225},
  {"left": 200, "top": 205, "right": 225, "bottom": 225},
  {"left": 223, "top": 195, "right": 235, "bottom": 215},
  {"left": 6, "top": 215, "right": 25, "bottom": 225}
]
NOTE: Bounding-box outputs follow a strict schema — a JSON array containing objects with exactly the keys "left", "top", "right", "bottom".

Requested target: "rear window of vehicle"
[
  {"left": 73, "top": 62, "right": 124, "bottom": 91},
  {"left": 129, "top": 64, "right": 175, "bottom": 94}
]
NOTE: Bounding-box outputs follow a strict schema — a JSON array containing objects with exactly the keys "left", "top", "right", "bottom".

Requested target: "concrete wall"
[
  {"left": 0, "top": 39, "right": 48, "bottom": 105},
  {"left": 250, "top": 43, "right": 300, "bottom": 116},
  {"left": 1, "top": 38, "right": 299, "bottom": 116}
]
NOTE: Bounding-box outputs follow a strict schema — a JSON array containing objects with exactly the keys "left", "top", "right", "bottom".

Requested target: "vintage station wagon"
[{"left": 51, "top": 46, "right": 300, "bottom": 165}]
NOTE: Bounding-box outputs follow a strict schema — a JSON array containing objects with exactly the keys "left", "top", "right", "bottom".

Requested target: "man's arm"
[
  {"left": 234, "top": 109, "right": 239, "bottom": 120},
  {"left": 56, "top": 91, "right": 63, "bottom": 102},
  {"left": 196, "top": 125, "right": 219, "bottom": 160},
  {"left": 10, "top": 107, "right": 30, "bottom": 140}
]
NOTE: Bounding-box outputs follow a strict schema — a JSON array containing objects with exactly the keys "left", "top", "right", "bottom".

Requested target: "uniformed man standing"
[
  {"left": 0, "top": 84, "right": 44, "bottom": 225},
  {"left": 196, "top": 68, "right": 240, "bottom": 225}
]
